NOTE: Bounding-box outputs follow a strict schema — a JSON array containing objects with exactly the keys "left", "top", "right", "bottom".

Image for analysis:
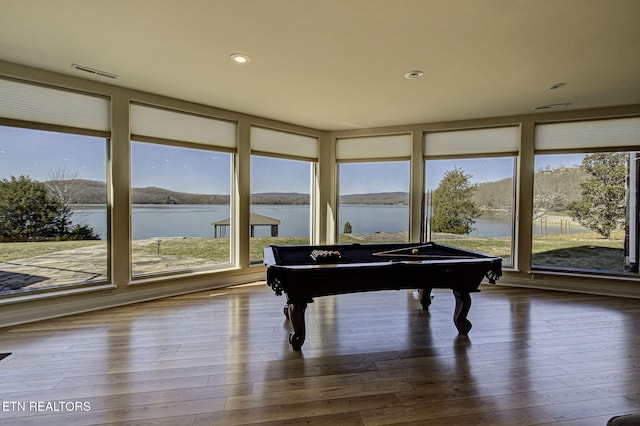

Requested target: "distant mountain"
[
  {"left": 339, "top": 192, "right": 409, "bottom": 205},
  {"left": 49, "top": 167, "right": 585, "bottom": 208},
  {"left": 471, "top": 166, "right": 586, "bottom": 211},
  {"left": 250, "top": 192, "right": 309, "bottom": 205},
  {"left": 55, "top": 179, "right": 107, "bottom": 204},
  {"left": 47, "top": 179, "right": 413, "bottom": 205},
  {"left": 131, "top": 186, "right": 230, "bottom": 204}
]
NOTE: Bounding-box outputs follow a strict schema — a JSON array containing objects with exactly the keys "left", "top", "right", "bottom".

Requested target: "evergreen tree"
[
  {"left": 0, "top": 175, "right": 62, "bottom": 241},
  {"left": 568, "top": 153, "right": 627, "bottom": 239},
  {"left": 430, "top": 168, "right": 481, "bottom": 234}
]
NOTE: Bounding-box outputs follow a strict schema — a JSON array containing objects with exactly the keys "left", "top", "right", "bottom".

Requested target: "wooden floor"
[{"left": 0, "top": 282, "right": 639, "bottom": 425}]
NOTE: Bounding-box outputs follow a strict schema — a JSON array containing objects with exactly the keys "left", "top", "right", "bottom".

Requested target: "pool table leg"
[
  {"left": 286, "top": 303, "right": 307, "bottom": 351},
  {"left": 418, "top": 288, "right": 434, "bottom": 309},
  {"left": 452, "top": 290, "right": 473, "bottom": 335}
]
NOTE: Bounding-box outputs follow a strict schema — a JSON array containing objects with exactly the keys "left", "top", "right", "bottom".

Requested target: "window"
[
  {"left": 250, "top": 127, "right": 317, "bottom": 263},
  {"left": 130, "top": 104, "right": 236, "bottom": 278},
  {"left": 0, "top": 126, "right": 108, "bottom": 294},
  {"left": 532, "top": 118, "right": 640, "bottom": 276},
  {"left": 424, "top": 127, "right": 518, "bottom": 266},
  {"left": 250, "top": 156, "right": 312, "bottom": 262},
  {"left": 0, "top": 78, "right": 110, "bottom": 296},
  {"left": 336, "top": 134, "right": 412, "bottom": 244},
  {"left": 130, "top": 142, "right": 232, "bottom": 276},
  {"left": 425, "top": 157, "right": 515, "bottom": 266},
  {"left": 338, "top": 161, "right": 410, "bottom": 243}
]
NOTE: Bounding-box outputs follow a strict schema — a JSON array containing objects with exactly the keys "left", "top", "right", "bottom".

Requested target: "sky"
[
  {"left": 1, "top": 125, "right": 586, "bottom": 195},
  {"left": 425, "top": 157, "right": 514, "bottom": 191},
  {"left": 339, "top": 161, "right": 409, "bottom": 194},
  {"left": 425, "top": 154, "right": 586, "bottom": 191},
  {"left": 131, "top": 141, "right": 231, "bottom": 194},
  {"left": 0, "top": 126, "right": 106, "bottom": 182}
]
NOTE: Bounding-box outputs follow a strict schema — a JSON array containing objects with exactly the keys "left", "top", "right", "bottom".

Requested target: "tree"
[
  {"left": 568, "top": 153, "right": 628, "bottom": 239},
  {"left": 68, "top": 224, "right": 100, "bottom": 240},
  {"left": 532, "top": 167, "right": 586, "bottom": 219},
  {"left": 343, "top": 221, "right": 352, "bottom": 234},
  {"left": 45, "top": 168, "right": 100, "bottom": 240},
  {"left": 0, "top": 174, "right": 100, "bottom": 242},
  {"left": 430, "top": 168, "right": 481, "bottom": 234},
  {"left": 46, "top": 167, "right": 79, "bottom": 205},
  {"left": 0, "top": 175, "right": 62, "bottom": 241},
  {"left": 46, "top": 167, "right": 78, "bottom": 236}
]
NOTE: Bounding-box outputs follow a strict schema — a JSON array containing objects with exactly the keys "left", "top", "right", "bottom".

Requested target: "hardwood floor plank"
[
  {"left": 360, "top": 391, "right": 552, "bottom": 425},
  {"left": 3, "top": 397, "right": 226, "bottom": 426},
  {"left": 390, "top": 406, "right": 557, "bottom": 425},
  {"left": 225, "top": 380, "right": 413, "bottom": 410},
  {"left": 253, "top": 412, "right": 365, "bottom": 425},
  {"left": 3, "top": 376, "right": 212, "bottom": 405},
  {"left": 539, "top": 395, "right": 640, "bottom": 423},
  {"left": 193, "top": 393, "right": 398, "bottom": 426},
  {"left": 537, "top": 380, "right": 640, "bottom": 404}
]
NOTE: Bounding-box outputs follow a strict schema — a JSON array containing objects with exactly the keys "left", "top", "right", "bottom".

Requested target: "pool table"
[{"left": 264, "top": 242, "right": 502, "bottom": 350}]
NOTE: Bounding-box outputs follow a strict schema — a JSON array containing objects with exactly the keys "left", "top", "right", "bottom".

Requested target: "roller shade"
[
  {"left": 251, "top": 126, "right": 317, "bottom": 160},
  {"left": 424, "top": 126, "right": 519, "bottom": 157},
  {"left": 130, "top": 103, "right": 236, "bottom": 149},
  {"left": 535, "top": 117, "right": 640, "bottom": 151},
  {"left": 336, "top": 134, "right": 412, "bottom": 160},
  {"left": 0, "top": 77, "right": 110, "bottom": 132}
]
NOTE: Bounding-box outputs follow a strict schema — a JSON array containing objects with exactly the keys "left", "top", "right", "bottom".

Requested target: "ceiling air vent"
[
  {"left": 532, "top": 102, "right": 570, "bottom": 111},
  {"left": 71, "top": 63, "right": 118, "bottom": 80}
]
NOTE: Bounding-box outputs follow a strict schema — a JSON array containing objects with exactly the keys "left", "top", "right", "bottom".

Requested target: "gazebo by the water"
[{"left": 212, "top": 212, "right": 280, "bottom": 238}]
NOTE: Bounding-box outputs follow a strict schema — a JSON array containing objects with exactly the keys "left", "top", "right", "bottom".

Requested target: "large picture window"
[
  {"left": 532, "top": 152, "right": 639, "bottom": 275},
  {"left": 130, "top": 143, "right": 232, "bottom": 277},
  {"left": 0, "top": 126, "right": 108, "bottom": 294},
  {"left": 532, "top": 118, "right": 640, "bottom": 276},
  {"left": 249, "top": 127, "right": 317, "bottom": 263},
  {"left": 130, "top": 105, "right": 235, "bottom": 278},
  {"left": 250, "top": 156, "right": 312, "bottom": 262},
  {"left": 0, "top": 79, "right": 110, "bottom": 296},
  {"left": 336, "top": 134, "right": 412, "bottom": 244},
  {"left": 424, "top": 127, "right": 518, "bottom": 266},
  {"left": 425, "top": 157, "right": 516, "bottom": 266},
  {"left": 337, "top": 161, "right": 410, "bottom": 243}
]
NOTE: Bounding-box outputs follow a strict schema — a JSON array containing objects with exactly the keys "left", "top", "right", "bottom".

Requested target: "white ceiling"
[{"left": 1, "top": 0, "right": 640, "bottom": 131}]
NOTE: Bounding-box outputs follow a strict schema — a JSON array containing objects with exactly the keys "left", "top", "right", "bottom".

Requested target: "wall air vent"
[
  {"left": 71, "top": 63, "right": 118, "bottom": 80},
  {"left": 532, "top": 102, "right": 571, "bottom": 111}
]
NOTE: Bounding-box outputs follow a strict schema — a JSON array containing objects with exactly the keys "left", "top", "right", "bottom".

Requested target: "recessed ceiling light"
[
  {"left": 230, "top": 53, "right": 251, "bottom": 64},
  {"left": 404, "top": 70, "right": 424, "bottom": 79}
]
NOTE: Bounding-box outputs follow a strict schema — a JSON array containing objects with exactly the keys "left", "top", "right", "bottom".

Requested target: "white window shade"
[
  {"left": 535, "top": 117, "right": 640, "bottom": 151},
  {"left": 251, "top": 126, "right": 318, "bottom": 160},
  {"left": 0, "top": 77, "right": 110, "bottom": 132},
  {"left": 336, "top": 134, "right": 412, "bottom": 160},
  {"left": 130, "top": 103, "right": 236, "bottom": 149},
  {"left": 424, "top": 126, "right": 519, "bottom": 157}
]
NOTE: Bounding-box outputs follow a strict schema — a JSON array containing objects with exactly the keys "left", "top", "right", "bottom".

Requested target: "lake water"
[{"left": 71, "top": 204, "right": 587, "bottom": 240}]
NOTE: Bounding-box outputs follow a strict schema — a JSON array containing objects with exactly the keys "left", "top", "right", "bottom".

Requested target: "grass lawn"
[
  {"left": 1, "top": 234, "right": 627, "bottom": 274},
  {"left": 136, "top": 234, "right": 626, "bottom": 273},
  {"left": 531, "top": 238, "right": 624, "bottom": 271},
  {"left": 0, "top": 240, "right": 103, "bottom": 262},
  {"left": 132, "top": 236, "right": 311, "bottom": 262}
]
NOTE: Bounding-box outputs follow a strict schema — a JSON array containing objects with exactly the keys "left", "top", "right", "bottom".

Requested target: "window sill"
[{"left": 0, "top": 283, "right": 116, "bottom": 306}]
